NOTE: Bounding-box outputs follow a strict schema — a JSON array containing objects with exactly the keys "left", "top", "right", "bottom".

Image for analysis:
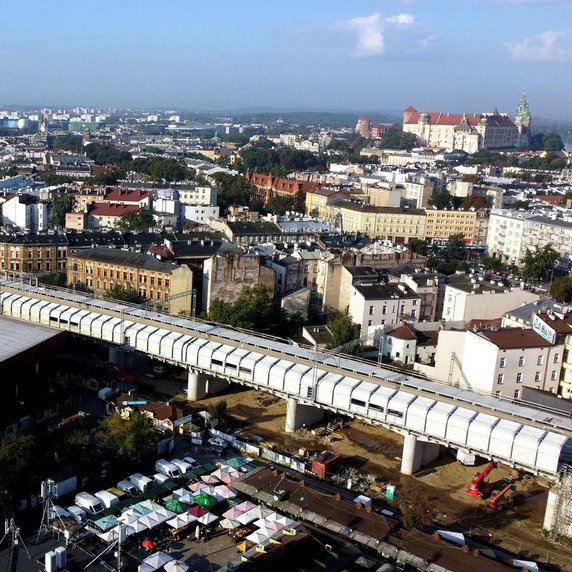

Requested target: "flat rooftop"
[{"left": 0, "top": 316, "right": 65, "bottom": 363}]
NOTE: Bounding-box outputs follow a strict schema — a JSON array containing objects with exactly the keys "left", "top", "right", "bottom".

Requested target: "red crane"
[
  {"left": 488, "top": 484, "right": 515, "bottom": 509},
  {"left": 465, "top": 462, "right": 495, "bottom": 498}
]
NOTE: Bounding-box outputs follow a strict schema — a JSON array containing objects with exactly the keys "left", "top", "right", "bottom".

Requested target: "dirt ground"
[{"left": 182, "top": 386, "right": 572, "bottom": 571}]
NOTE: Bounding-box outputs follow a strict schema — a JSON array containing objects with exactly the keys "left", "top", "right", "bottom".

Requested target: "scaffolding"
[{"left": 550, "top": 464, "right": 572, "bottom": 538}]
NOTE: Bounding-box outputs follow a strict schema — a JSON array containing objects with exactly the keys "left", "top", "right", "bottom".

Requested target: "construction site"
[{"left": 183, "top": 385, "right": 572, "bottom": 570}]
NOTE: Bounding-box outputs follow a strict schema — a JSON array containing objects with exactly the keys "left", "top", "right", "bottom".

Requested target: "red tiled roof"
[
  {"left": 478, "top": 328, "right": 553, "bottom": 349},
  {"left": 536, "top": 313, "right": 572, "bottom": 334},
  {"left": 104, "top": 187, "right": 153, "bottom": 202},
  {"left": 403, "top": 110, "right": 515, "bottom": 128},
  {"left": 390, "top": 324, "right": 417, "bottom": 340},
  {"left": 89, "top": 203, "right": 139, "bottom": 216}
]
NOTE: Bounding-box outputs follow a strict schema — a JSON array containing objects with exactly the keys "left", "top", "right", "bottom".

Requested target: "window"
[
  {"left": 551, "top": 370, "right": 558, "bottom": 381},
  {"left": 368, "top": 320, "right": 373, "bottom": 326},
  {"left": 537, "top": 355, "right": 544, "bottom": 365},
  {"left": 516, "top": 372, "right": 523, "bottom": 383},
  {"left": 518, "top": 356, "right": 525, "bottom": 367},
  {"left": 495, "top": 390, "right": 501, "bottom": 398},
  {"left": 554, "top": 353, "right": 560, "bottom": 364},
  {"left": 369, "top": 306, "right": 374, "bottom": 315},
  {"left": 497, "top": 373, "right": 504, "bottom": 384},
  {"left": 535, "top": 371, "right": 541, "bottom": 382},
  {"left": 382, "top": 306, "right": 387, "bottom": 315},
  {"left": 514, "top": 389, "right": 521, "bottom": 399},
  {"left": 499, "top": 357, "right": 506, "bottom": 368}
]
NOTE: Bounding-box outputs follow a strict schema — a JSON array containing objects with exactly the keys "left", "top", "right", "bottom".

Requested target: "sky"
[{"left": 2, "top": 0, "right": 572, "bottom": 119}]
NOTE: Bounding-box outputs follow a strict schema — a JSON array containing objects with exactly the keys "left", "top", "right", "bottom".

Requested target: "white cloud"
[
  {"left": 506, "top": 30, "right": 572, "bottom": 61},
  {"left": 386, "top": 14, "right": 416, "bottom": 25},
  {"left": 340, "top": 12, "right": 416, "bottom": 57},
  {"left": 345, "top": 13, "right": 385, "bottom": 56}
]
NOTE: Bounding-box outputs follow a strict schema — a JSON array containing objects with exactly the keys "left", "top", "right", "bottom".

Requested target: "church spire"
[{"left": 515, "top": 91, "right": 531, "bottom": 128}]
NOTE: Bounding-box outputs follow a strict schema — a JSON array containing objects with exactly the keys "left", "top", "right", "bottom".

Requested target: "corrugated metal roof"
[{"left": 0, "top": 316, "right": 63, "bottom": 362}]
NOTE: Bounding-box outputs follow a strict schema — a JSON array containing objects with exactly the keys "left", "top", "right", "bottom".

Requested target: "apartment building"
[
  {"left": 339, "top": 204, "right": 426, "bottom": 243},
  {"left": 486, "top": 209, "right": 535, "bottom": 263},
  {"left": 67, "top": 247, "right": 194, "bottom": 315},
  {"left": 348, "top": 282, "right": 421, "bottom": 336},
  {"left": 423, "top": 208, "right": 478, "bottom": 245},
  {"left": 0, "top": 233, "right": 68, "bottom": 273},
  {"left": 416, "top": 327, "right": 563, "bottom": 398},
  {"left": 1, "top": 194, "right": 49, "bottom": 233}
]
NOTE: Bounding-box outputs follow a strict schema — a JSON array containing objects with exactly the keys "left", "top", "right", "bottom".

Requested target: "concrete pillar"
[
  {"left": 108, "top": 346, "right": 124, "bottom": 367},
  {"left": 205, "top": 377, "right": 230, "bottom": 395},
  {"left": 401, "top": 433, "right": 423, "bottom": 475},
  {"left": 421, "top": 442, "right": 441, "bottom": 466},
  {"left": 543, "top": 488, "right": 559, "bottom": 531},
  {"left": 187, "top": 370, "right": 206, "bottom": 401},
  {"left": 285, "top": 397, "right": 324, "bottom": 433}
]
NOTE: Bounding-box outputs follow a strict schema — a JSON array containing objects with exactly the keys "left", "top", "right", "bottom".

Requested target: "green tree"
[
  {"left": 462, "top": 195, "right": 489, "bottom": 210},
  {"left": 207, "top": 401, "right": 228, "bottom": 426},
  {"left": 97, "top": 411, "right": 155, "bottom": 462},
  {"left": 0, "top": 434, "right": 41, "bottom": 517},
  {"left": 45, "top": 174, "right": 72, "bottom": 186},
  {"left": 116, "top": 208, "right": 156, "bottom": 231},
  {"left": 49, "top": 193, "right": 75, "bottom": 227},
  {"left": 522, "top": 244, "right": 559, "bottom": 282},
  {"left": 326, "top": 310, "right": 362, "bottom": 356},
  {"left": 510, "top": 199, "right": 530, "bottom": 210},
  {"left": 379, "top": 130, "right": 418, "bottom": 151},
  {"left": 395, "top": 482, "right": 436, "bottom": 530},
  {"left": 103, "top": 284, "right": 141, "bottom": 303},
  {"left": 61, "top": 429, "right": 96, "bottom": 476},
  {"left": 444, "top": 233, "right": 467, "bottom": 261},
  {"left": 427, "top": 190, "right": 453, "bottom": 209},
  {"left": 480, "top": 256, "right": 502, "bottom": 272},
  {"left": 550, "top": 277, "right": 572, "bottom": 303},
  {"left": 407, "top": 238, "right": 427, "bottom": 257},
  {"left": 206, "top": 285, "right": 277, "bottom": 331},
  {"left": 266, "top": 195, "right": 295, "bottom": 215},
  {"left": 39, "top": 271, "right": 67, "bottom": 287},
  {"left": 542, "top": 132, "right": 565, "bottom": 152}
]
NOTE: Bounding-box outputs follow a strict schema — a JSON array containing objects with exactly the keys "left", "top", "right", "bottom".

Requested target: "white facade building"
[
  {"left": 2, "top": 195, "right": 48, "bottom": 232},
  {"left": 349, "top": 282, "right": 421, "bottom": 336},
  {"left": 416, "top": 328, "right": 563, "bottom": 399},
  {"left": 486, "top": 209, "right": 535, "bottom": 263},
  {"left": 178, "top": 185, "right": 217, "bottom": 206},
  {"left": 181, "top": 205, "right": 220, "bottom": 225},
  {"left": 442, "top": 276, "right": 539, "bottom": 322}
]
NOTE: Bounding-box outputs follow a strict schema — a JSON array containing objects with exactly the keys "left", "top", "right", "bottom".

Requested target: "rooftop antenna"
[
  {"left": 37, "top": 479, "right": 66, "bottom": 544},
  {"left": 1, "top": 517, "right": 31, "bottom": 560}
]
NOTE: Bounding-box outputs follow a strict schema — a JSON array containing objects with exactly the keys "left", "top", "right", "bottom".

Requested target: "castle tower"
[{"left": 514, "top": 91, "right": 532, "bottom": 148}]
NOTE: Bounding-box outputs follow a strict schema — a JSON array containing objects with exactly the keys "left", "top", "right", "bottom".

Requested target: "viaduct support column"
[
  {"left": 401, "top": 433, "right": 423, "bottom": 475},
  {"left": 187, "top": 370, "right": 206, "bottom": 401},
  {"left": 543, "top": 487, "right": 560, "bottom": 532},
  {"left": 108, "top": 346, "right": 124, "bottom": 368},
  {"left": 285, "top": 397, "right": 324, "bottom": 433},
  {"left": 421, "top": 442, "right": 441, "bottom": 466}
]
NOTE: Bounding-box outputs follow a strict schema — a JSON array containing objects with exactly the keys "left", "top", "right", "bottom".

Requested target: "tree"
[
  {"left": 395, "top": 482, "right": 436, "bottom": 530},
  {"left": 444, "top": 233, "right": 467, "bottom": 261},
  {"left": 39, "top": 271, "right": 67, "bottom": 287},
  {"left": 206, "top": 285, "right": 278, "bottom": 331},
  {"left": 428, "top": 190, "right": 453, "bottom": 209},
  {"left": 103, "top": 284, "right": 141, "bottom": 303},
  {"left": 407, "top": 238, "right": 427, "bottom": 257},
  {"left": 550, "top": 277, "right": 572, "bottom": 303},
  {"left": 45, "top": 174, "right": 72, "bottom": 186},
  {"left": 207, "top": 401, "right": 228, "bottom": 427},
  {"left": 462, "top": 195, "right": 489, "bottom": 210},
  {"left": 0, "top": 434, "right": 41, "bottom": 517},
  {"left": 326, "top": 310, "right": 362, "bottom": 356},
  {"left": 97, "top": 411, "right": 155, "bottom": 462},
  {"left": 510, "top": 199, "right": 530, "bottom": 210},
  {"left": 49, "top": 193, "right": 75, "bottom": 227},
  {"left": 522, "top": 243, "right": 559, "bottom": 282},
  {"left": 480, "top": 256, "right": 502, "bottom": 272},
  {"left": 116, "top": 208, "right": 156, "bottom": 231},
  {"left": 542, "top": 132, "right": 565, "bottom": 152}
]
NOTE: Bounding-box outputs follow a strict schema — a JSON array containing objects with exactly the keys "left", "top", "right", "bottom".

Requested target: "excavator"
[
  {"left": 465, "top": 462, "right": 495, "bottom": 498},
  {"left": 488, "top": 484, "right": 516, "bottom": 510}
]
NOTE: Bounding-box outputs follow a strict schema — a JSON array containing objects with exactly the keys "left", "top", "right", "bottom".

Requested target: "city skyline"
[{"left": 2, "top": 0, "right": 572, "bottom": 118}]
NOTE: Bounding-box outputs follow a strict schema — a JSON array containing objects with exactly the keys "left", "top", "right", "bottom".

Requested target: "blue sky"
[{"left": 2, "top": 0, "right": 572, "bottom": 119}]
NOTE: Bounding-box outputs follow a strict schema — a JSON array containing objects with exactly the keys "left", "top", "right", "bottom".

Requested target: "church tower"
[{"left": 514, "top": 91, "right": 531, "bottom": 147}]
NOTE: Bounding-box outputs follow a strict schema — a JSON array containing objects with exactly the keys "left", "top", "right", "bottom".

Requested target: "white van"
[
  {"left": 117, "top": 479, "right": 138, "bottom": 496},
  {"left": 128, "top": 473, "right": 153, "bottom": 493},
  {"left": 94, "top": 490, "right": 120, "bottom": 509},
  {"left": 66, "top": 505, "right": 87, "bottom": 524},
  {"left": 182, "top": 456, "right": 200, "bottom": 469},
  {"left": 170, "top": 458, "right": 191, "bottom": 475},
  {"left": 155, "top": 459, "right": 181, "bottom": 479},
  {"left": 153, "top": 473, "right": 169, "bottom": 486},
  {"left": 74, "top": 492, "right": 103, "bottom": 514}
]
